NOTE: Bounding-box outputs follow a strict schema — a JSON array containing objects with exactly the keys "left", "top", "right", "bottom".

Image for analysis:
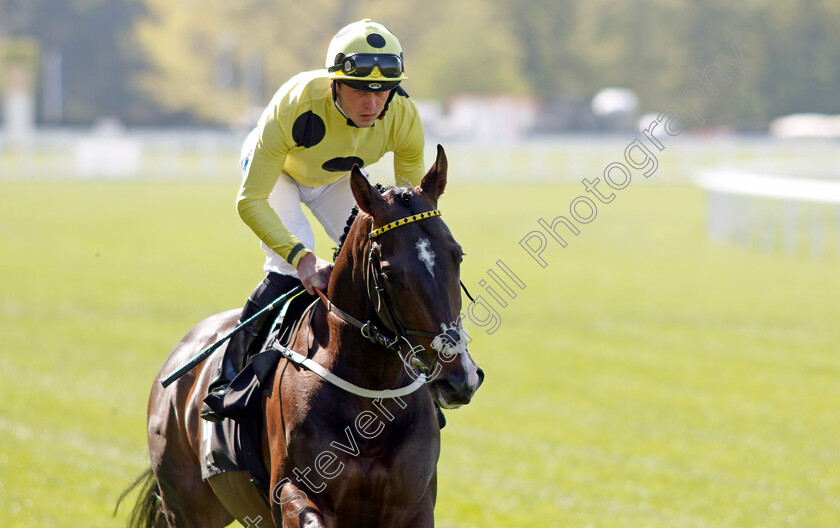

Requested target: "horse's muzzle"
[{"left": 432, "top": 364, "right": 484, "bottom": 409}]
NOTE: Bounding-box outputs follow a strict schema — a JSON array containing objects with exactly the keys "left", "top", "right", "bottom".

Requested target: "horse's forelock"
[{"left": 384, "top": 185, "right": 415, "bottom": 207}]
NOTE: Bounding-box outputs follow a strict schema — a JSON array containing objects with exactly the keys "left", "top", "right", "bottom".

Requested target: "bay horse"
[{"left": 120, "top": 145, "right": 484, "bottom": 527}]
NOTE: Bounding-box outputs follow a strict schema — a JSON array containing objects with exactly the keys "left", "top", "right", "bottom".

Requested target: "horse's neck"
[
  {"left": 328, "top": 231, "right": 376, "bottom": 326},
  {"left": 320, "top": 233, "right": 408, "bottom": 389}
]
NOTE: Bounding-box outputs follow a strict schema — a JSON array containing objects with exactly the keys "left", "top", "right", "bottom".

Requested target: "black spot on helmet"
[{"left": 366, "top": 33, "right": 386, "bottom": 48}]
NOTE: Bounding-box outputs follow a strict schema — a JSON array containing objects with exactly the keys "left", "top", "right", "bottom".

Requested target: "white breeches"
[{"left": 240, "top": 128, "right": 363, "bottom": 277}]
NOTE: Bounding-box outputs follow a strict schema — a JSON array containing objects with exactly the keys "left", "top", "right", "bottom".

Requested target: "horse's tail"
[{"left": 114, "top": 466, "right": 167, "bottom": 528}]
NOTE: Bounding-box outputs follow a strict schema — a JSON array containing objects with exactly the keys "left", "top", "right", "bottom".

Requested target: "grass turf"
[{"left": 1, "top": 179, "right": 838, "bottom": 527}]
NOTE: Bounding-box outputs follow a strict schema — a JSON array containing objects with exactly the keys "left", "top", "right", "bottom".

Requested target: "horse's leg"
[
  {"left": 397, "top": 472, "right": 436, "bottom": 528},
  {"left": 207, "top": 471, "right": 273, "bottom": 526},
  {"left": 148, "top": 386, "right": 234, "bottom": 527},
  {"left": 150, "top": 421, "right": 234, "bottom": 527}
]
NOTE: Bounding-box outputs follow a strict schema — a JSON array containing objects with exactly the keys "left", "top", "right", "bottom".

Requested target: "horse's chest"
[{"left": 285, "top": 413, "right": 439, "bottom": 508}]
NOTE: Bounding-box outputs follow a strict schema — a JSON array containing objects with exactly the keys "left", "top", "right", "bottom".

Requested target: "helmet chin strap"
[
  {"left": 330, "top": 80, "right": 355, "bottom": 126},
  {"left": 331, "top": 81, "right": 398, "bottom": 127},
  {"left": 379, "top": 87, "right": 398, "bottom": 119}
]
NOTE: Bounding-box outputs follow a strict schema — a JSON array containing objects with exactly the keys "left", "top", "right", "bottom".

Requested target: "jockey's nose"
[{"left": 363, "top": 92, "right": 379, "bottom": 110}]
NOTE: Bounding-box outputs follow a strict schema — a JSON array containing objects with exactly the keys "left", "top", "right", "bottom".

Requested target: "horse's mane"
[
  {"left": 332, "top": 205, "right": 361, "bottom": 262},
  {"left": 332, "top": 183, "right": 415, "bottom": 262}
]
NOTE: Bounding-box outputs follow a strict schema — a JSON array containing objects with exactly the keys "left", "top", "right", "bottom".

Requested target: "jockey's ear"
[
  {"left": 350, "top": 165, "right": 386, "bottom": 217},
  {"left": 420, "top": 144, "right": 447, "bottom": 204}
]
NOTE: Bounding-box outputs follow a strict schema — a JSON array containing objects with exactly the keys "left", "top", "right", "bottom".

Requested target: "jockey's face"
[{"left": 335, "top": 82, "right": 390, "bottom": 127}]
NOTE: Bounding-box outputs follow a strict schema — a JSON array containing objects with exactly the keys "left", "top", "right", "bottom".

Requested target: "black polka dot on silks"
[
  {"left": 292, "top": 111, "right": 326, "bottom": 148},
  {"left": 367, "top": 33, "right": 386, "bottom": 48},
  {"left": 322, "top": 156, "right": 365, "bottom": 173}
]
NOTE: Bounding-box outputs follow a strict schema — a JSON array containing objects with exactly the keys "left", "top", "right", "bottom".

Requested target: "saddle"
[{"left": 199, "top": 294, "right": 317, "bottom": 501}]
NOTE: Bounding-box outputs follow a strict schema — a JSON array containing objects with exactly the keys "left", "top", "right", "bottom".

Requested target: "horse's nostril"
[{"left": 476, "top": 367, "right": 485, "bottom": 387}]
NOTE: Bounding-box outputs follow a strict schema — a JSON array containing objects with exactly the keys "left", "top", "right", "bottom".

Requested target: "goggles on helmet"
[{"left": 329, "top": 53, "right": 404, "bottom": 79}]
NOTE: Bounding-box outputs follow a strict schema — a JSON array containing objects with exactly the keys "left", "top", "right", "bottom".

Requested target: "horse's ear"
[
  {"left": 419, "top": 144, "right": 448, "bottom": 203},
  {"left": 350, "top": 165, "right": 385, "bottom": 216}
]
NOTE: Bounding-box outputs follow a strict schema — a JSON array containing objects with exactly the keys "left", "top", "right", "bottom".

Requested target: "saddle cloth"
[
  {"left": 198, "top": 298, "right": 318, "bottom": 497},
  {"left": 199, "top": 342, "right": 290, "bottom": 500},
  {"left": 199, "top": 348, "right": 250, "bottom": 481}
]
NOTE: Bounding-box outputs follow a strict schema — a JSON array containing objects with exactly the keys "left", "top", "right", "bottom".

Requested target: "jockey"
[{"left": 201, "top": 19, "right": 425, "bottom": 422}]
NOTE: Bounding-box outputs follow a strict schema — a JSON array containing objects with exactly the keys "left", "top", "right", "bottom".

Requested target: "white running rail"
[{"left": 694, "top": 168, "right": 840, "bottom": 258}]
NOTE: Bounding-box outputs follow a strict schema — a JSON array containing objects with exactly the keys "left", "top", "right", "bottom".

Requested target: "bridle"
[
  {"left": 314, "top": 209, "right": 474, "bottom": 361},
  {"left": 366, "top": 211, "right": 445, "bottom": 343},
  {"left": 273, "top": 207, "right": 477, "bottom": 397}
]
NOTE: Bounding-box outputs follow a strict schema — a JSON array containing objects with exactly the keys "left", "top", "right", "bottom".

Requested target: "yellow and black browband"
[{"left": 368, "top": 210, "right": 441, "bottom": 239}]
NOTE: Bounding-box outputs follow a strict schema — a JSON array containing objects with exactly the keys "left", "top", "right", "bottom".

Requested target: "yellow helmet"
[{"left": 326, "top": 19, "right": 407, "bottom": 92}]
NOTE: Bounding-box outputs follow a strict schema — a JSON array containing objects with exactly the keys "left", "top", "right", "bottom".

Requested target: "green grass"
[{"left": 1, "top": 178, "right": 838, "bottom": 527}]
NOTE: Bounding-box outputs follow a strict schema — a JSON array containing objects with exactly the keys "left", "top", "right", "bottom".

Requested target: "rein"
[{"left": 313, "top": 287, "right": 404, "bottom": 351}]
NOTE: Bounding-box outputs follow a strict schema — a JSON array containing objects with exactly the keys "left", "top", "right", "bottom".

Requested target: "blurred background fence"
[
  {"left": 3, "top": 131, "right": 840, "bottom": 184},
  {"left": 695, "top": 167, "right": 840, "bottom": 259}
]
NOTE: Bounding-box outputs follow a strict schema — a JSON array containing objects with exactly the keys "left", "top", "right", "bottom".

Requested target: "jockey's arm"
[
  {"left": 392, "top": 98, "right": 426, "bottom": 187},
  {"left": 237, "top": 116, "right": 332, "bottom": 295},
  {"left": 236, "top": 118, "right": 313, "bottom": 271}
]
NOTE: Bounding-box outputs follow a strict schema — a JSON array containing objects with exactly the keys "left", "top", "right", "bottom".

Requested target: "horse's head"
[{"left": 347, "top": 145, "right": 484, "bottom": 409}]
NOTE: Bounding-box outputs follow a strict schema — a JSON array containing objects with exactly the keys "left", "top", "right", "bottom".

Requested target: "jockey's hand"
[{"left": 297, "top": 252, "right": 332, "bottom": 295}]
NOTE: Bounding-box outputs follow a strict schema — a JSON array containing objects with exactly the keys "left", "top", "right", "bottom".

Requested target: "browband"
[{"left": 368, "top": 210, "right": 441, "bottom": 239}]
